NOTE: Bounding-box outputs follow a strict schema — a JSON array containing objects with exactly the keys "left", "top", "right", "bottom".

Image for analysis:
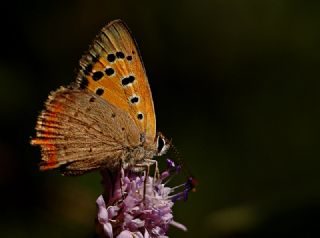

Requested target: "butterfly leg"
[
  {"left": 119, "top": 160, "right": 126, "bottom": 202},
  {"left": 145, "top": 159, "right": 160, "bottom": 181},
  {"left": 134, "top": 159, "right": 160, "bottom": 201},
  {"left": 133, "top": 162, "right": 151, "bottom": 201}
]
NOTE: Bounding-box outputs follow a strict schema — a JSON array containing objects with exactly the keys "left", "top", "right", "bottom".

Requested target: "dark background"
[{"left": 1, "top": 0, "right": 320, "bottom": 237}]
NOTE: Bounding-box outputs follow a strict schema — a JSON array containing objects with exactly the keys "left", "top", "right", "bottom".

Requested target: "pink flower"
[{"left": 96, "top": 159, "right": 194, "bottom": 238}]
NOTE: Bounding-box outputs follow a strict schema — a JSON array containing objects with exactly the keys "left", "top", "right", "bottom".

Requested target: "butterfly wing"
[
  {"left": 32, "top": 20, "right": 158, "bottom": 174},
  {"left": 31, "top": 86, "right": 142, "bottom": 175},
  {"left": 77, "top": 20, "right": 156, "bottom": 145}
]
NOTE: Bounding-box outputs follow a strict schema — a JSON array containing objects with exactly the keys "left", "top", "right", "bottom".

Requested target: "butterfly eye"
[{"left": 157, "top": 134, "right": 170, "bottom": 156}]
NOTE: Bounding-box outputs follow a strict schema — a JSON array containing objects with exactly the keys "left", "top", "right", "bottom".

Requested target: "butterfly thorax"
[
  {"left": 121, "top": 132, "right": 170, "bottom": 169},
  {"left": 122, "top": 143, "right": 157, "bottom": 169}
]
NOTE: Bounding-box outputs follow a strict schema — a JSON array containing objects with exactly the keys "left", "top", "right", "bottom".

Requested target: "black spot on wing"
[
  {"left": 105, "top": 68, "right": 114, "bottom": 76},
  {"left": 121, "top": 76, "right": 135, "bottom": 86},
  {"left": 116, "top": 52, "right": 125, "bottom": 59},
  {"left": 92, "top": 71, "right": 104, "bottom": 81},
  {"left": 95, "top": 88, "right": 104, "bottom": 96},
  {"left": 107, "top": 54, "right": 116, "bottom": 62},
  {"left": 130, "top": 96, "right": 139, "bottom": 104},
  {"left": 137, "top": 113, "right": 143, "bottom": 120}
]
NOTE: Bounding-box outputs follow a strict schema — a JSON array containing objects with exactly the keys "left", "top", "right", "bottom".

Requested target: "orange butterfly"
[{"left": 31, "top": 20, "right": 170, "bottom": 175}]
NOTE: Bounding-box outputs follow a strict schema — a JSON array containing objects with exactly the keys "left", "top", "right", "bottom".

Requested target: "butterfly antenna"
[
  {"left": 170, "top": 143, "right": 198, "bottom": 192},
  {"left": 170, "top": 143, "right": 192, "bottom": 178}
]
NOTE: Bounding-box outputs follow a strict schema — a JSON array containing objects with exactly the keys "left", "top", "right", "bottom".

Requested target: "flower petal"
[
  {"left": 117, "top": 230, "right": 133, "bottom": 238},
  {"left": 170, "top": 220, "right": 188, "bottom": 231},
  {"left": 107, "top": 205, "right": 119, "bottom": 218},
  {"left": 98, "top": 207, "right": 109, "bottom": 222},
  {"left": 144, "top": 229, "right": 150, "bottom": 238},
  {"left": 98, "top": 167, "right": 188, "bottom": 237},
  {"left": 103, "top": 223, "right": 113, "bottom": 238},
  {"left": 96, "top": 195, "right": 106, "bottom": 207},
  {"left": 132, "top": 231, "right": 144, "bottom": 238},
  {"left": 131, "top": 218, "right": 145, "bottom": 228}
]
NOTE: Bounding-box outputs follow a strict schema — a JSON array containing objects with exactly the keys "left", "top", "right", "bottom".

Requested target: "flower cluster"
[{"left": 96, "top": 159, "right": 194, "bottom": 238}]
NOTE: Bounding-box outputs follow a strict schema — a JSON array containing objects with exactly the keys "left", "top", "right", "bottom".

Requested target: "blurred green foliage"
[{"left": 1, "top": 0, "right": 320, "bottom": 237}]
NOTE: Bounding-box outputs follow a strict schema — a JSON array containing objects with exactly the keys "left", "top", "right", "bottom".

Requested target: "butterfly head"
[{"left": 156, "top": 132, "right": 170, "bottom": 156}]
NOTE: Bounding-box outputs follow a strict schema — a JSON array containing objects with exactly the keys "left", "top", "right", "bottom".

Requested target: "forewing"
[
  {"left": 77, "top": 19, "right": 156, "bottom": 144},
  {"left": 31, "top": 86, "right": 141, "bottom": 175}
]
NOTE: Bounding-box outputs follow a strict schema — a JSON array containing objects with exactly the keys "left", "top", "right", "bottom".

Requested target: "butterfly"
[{"left": 31, "top": 20, "right": 170, "bottom": 175}]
